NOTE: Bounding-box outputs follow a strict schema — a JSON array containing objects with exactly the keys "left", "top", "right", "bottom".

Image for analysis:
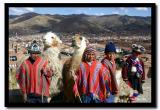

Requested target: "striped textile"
[
  {"left": 101, "top": 58, "right": 119, "bottom": 94},
  {"left": 16, "top": 56, "right": 52, "bottom": 97},
  {"left": 122, "top": 55, "right": 145, "bottom": 81},
  {"left": 130, "top": 58, "right": 143, "bottom": 75},
  {"left": 74, "top": 60, "right": 111, "bottom": 101},
  {"left": 122, "top": 55, "right": 145, "bottom": 94},
  {"left": 83, "top": 46, "right": 96, "bottom": 55}
]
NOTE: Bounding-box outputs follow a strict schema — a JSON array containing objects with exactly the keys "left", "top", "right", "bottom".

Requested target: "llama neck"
[
  {"left": 47, "top": 47, "right": 59, "bottom": 52},
  {"left": 44, "top": 47, "right": 60, "bottom": 57},
  {"left": 70, "top": 46, "right": 86, "bottom": 69},
  {"left": 115, "top": 69, "right": 122, "bottom": 87},
  {"left": 73, "top": 44, "right": 86, "bottom": 56},
  {"left": 73, "top": 49, "right": 82, "bottom": 56}
]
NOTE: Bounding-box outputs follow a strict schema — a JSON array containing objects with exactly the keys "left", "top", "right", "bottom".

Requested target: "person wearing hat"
[
  {"left": 101, "top": 42, "right": 119, "bottom": 97},
  {"left": 16, "top": 40, "right": 54, "bottom": 103},
  {"left": 73, "top": 46, "right": 111, "bottom": 103},
  {"left": 122, "top": 44, "right": 145, "bottom": 97}
]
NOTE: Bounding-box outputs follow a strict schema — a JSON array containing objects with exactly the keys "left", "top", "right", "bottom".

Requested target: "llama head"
[
  {"left": 43, "top": 32, "right": 62, "bottom": 48},
  {"left": 71, "top": 34, "right": 88, "bottom": 49},
  {"left": 115, "top": 58, "right": 124, "bottom": 70}
]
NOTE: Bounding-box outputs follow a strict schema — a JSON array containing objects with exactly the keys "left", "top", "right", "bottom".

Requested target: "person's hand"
[
  {"left": 114, "top": 91, "right": 119, "bottom": 96},
  {"left": 41, "top": 67, "right": 55, "bottom": 77},
  {"left": 41, "top": 67, "right": 47, "bottom": 75},
  {"left": 70, "top": 70, "right": 77, "bottom": 81},
  {"left": 73, "top": 75, "right": 77, "bottom": 81},
  {"left": 106, "top": 92, "right": 110, "bottom": 98}
]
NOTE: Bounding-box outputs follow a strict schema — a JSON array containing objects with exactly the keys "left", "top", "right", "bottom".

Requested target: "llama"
[
  {"left": 42, "top": 32, "right": 63, "bottom": 101},
  {"left": 62, "top": 34, "right": 88, "bottom": 102},
  {"left": 114, "top": 58, "right": 134, "bottom": 103}
]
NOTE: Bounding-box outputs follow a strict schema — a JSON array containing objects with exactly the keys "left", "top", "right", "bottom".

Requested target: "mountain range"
[{"left": 9, "top": 12, "right": 151, "bottom": 37}]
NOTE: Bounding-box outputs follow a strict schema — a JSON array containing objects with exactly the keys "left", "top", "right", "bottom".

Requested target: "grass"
[{"left": 9, "top": 69, "right": 18, "bottom": 90}]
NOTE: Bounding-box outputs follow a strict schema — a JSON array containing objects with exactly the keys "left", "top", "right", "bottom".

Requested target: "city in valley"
[{"left": 8, "top": 33, "right": 152, "bottom": 103}]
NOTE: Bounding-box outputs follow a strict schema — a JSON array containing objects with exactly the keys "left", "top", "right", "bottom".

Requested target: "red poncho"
[
  {"left": 101, "top": 58, "right": 119, "bottom": 94},
  {"left": 74, "top": 60, "right": 111, "bottom": 101},
  {"left": 16, "top": 56, "right": 52, "bottom": 97}
]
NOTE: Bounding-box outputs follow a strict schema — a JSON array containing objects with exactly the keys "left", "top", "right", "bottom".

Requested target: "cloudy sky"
[{"left": 9, "top": 7, "right": 151, "bottom": 17}]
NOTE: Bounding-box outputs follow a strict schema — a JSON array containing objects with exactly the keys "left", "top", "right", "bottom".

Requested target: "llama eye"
[
  {"left": 51, "top": 37, "right": 54, "bottom": 39},
  {"left": 80, "top": 37, "right": 83, "bottom": 40}
]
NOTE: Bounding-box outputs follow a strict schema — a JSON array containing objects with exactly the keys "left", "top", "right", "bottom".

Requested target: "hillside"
[{"left": 9, "top": 13, "right": 151, "bottom": 36}]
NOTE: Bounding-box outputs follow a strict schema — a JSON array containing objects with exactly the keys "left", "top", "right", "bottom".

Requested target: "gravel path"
[{"left": 135, "top": 78, "right": 151, "bottom": 103}]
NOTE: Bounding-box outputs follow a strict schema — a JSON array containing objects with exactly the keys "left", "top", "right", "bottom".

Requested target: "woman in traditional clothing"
[{"left": 122, "top": 44, "right": 145, "bottom": 96}]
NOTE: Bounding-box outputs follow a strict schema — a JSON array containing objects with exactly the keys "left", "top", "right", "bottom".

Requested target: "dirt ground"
[{"left": 135, "top": 78, "right": 152, "bottom": 103}]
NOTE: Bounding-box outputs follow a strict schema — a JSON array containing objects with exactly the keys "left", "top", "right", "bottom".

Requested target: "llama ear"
[
  {"left": 85, "top": 39, "right": 89, "bottom": 46},
  {"left": 72, "top": 36, "right": 74, "bottom": 39}
]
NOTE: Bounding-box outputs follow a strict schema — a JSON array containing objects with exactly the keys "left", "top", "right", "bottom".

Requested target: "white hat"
[{"left": 132, "top": 44, "right": 145, "bottom": 53}]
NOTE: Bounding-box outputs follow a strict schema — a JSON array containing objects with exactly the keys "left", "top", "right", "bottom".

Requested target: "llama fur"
[
  {"left": 62, "top": 34, "right": 88, "bottom": 102},
  {"left": 114, "top": 59, "right": 134, "bottom": 103},
  {"left": 42, "top": 32, "right": 63, "bottom": 98}
]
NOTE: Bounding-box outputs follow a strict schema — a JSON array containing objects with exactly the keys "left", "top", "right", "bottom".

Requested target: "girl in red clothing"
[
  {"left": 73, "top": 46, "right": 111, "bottom": 103},
  {"left": 16, "top": 40, "right": 54, "bottom": 103}
]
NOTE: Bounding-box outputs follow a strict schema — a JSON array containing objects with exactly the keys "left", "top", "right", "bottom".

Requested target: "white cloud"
[
  {"left": 120, "top": 7, "right": 128, "bottom": 13},
  {"left": 120, "top": 7, "right": 126, "bottom": 10},
  {"left": 135, "top": 7, "right": 148, "bottom": 11},
  {"left": 95, "top": 12, "right": 105, "bottom": 16},
  {"left": 99, "top": 13, "right": 105, "bottom": 15},
  {"left": 112, "top": 11, "right": 120, "bottom": 14},
  {"left": 25, "top": 8, "right": 34, "bottom": 12},
  {"left": 75, "top": 9, "right": 85, "bottom": 14},
  {"left": 9, "top": 7, "right": 34, "bottom": 15}
]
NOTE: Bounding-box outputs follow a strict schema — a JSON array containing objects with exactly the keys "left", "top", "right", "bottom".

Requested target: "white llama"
[{"left": 42, "top": 32, "right": 63, "bottom": 100}]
